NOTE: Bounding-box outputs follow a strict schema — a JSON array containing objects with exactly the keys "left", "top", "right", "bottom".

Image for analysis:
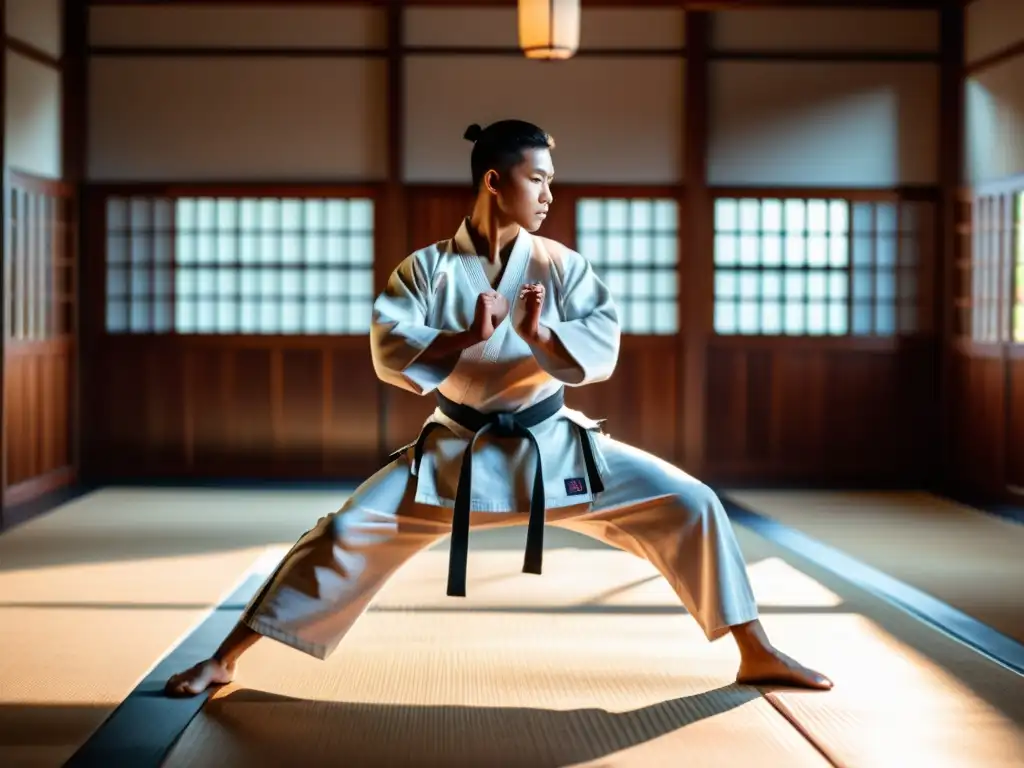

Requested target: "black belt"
[{"left": 405, "top": 388, "right": 604, "bottom": 597}]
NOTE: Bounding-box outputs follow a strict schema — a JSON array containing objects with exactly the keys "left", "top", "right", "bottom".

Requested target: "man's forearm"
[
  {"left": 525, "top": 324, "right": 574, "bottom": 367},
  {"left": 417, "top": 329, "right": 481, "bottom": 364}
]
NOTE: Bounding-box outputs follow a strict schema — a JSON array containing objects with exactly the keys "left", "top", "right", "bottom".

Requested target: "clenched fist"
[
  {"left": 470, "top": 290, "right": 510, "bottom": 343},
  {"left": 517, "top": 283, "right": 546, "bottom": 342}
]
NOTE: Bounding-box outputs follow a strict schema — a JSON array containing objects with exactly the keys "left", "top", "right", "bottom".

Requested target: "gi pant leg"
[
  {"left": 241, "top": 432, "right": 759, "bottom": 660},
  {"left": 241, "top": 461, "right": 453, "bottom": 660},
  {"left": 550, "top": 435, "right": 760, "bottom": 642}
]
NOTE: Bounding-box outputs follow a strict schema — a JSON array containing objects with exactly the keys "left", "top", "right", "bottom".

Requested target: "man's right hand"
[
  {"left": 416, "top": 290, "right": 510, "bottom": 365},
  {"left": 470, "top": 290, "right": 510, "bottom": 343}
]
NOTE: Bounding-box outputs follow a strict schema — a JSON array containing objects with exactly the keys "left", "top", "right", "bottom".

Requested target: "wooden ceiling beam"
[{"left": 83, "top": 0, "right": 949, "bottom": 10}]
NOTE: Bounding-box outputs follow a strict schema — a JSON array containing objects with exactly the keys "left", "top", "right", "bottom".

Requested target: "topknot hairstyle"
[{"left": 463, "top": 119, "right": 554, "bottom": 192}]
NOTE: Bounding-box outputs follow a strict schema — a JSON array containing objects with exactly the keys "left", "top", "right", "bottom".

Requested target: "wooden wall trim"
[
  {"left": 409, "top": 183, "right": 684, "bottom": 200},
  {"left": 85, "top": 182, "right": 385, "bottom": 197},
  {"left": 708, "top": 336, "right": 915, "bottom": 353},
  {"left": 969, "top": 173, "right": 1024, "bottom": 197},
  {"left": 5, "top": 168, "right": 75, "bottom": 196},
  {"left": 5, "top": 35, "right": 63, "bottom": 69},
  {"left": 964, "top": 38, "right": 1024, "bottom": 75},
  {"left": 85, "top": 46, "right": 945, "bottom": 62},
  {"left": 710, "top": 185, "right": 941, "bottom": 200},
  {"left": 84, "top": 0, "right": 948, "bottom": 9},
  {"left": 3, "top": 466, "right": 77, "bottom": 507},
  {"left": 91, "top": 182, "right": 945, "bottom": 200},
  {"left": 89, "top": 46, "right": 687, "bottom": 58},
  {"left": 708, "top": 50, "right": 940, "bottom": 63},
  {"left": 89, "top": 46, "right": 390, "bottom": 58},
  {"left": 953, "top": 338, "right": 1010, "bottom": 358}
]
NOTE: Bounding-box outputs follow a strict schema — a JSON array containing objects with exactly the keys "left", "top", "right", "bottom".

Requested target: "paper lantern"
[{"left": 518, "top": 0, "right": 581, "bottom": 61}]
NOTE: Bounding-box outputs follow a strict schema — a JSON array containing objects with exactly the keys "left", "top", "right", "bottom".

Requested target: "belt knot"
[{"left": 493, "top": 412, "right": 517, "bottom": 437}]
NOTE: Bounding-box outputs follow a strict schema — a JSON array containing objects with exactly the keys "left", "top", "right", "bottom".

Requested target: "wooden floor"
[{"left": 1, "top": 487, "right": 1022, "bottom": 767}]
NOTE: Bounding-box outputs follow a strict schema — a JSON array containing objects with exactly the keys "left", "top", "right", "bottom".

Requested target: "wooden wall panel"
[
  {"left": 1008, "top": 351, "right": 1024, "bottom": 492},
  {"left": 87, "top": 337, "right": 380, "bottom": 480},
  {"left": 3, "top": 173, "right": 78, "bottom": 507},
  {"left": 949, "top": 343, "right": 1005, "bottom": 496},
  {"left": 564, "top": 337, "right": 679, "bottom": 463},
  {"left": 705, "top": 339, "right": 935, "bottom": 483},
  {"left": 3, "top": 339, "right": 73, "bottom": 493},
  {"left": 948, "top": 344, "right": 1024, "bottom": 499},
  {"left": 404, "top": 186, "right": 474, "bottom": 253}
]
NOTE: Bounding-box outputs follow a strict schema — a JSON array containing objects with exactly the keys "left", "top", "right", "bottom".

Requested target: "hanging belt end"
[
  {"left": 446, "top": 575, "right": 468, "bottom": 598},
  {"left": 522, "top": 554, "right": 543, "bottom": 576}
]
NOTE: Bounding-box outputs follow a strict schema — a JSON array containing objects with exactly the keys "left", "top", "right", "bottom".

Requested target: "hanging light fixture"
[{"left": 518, "top": 0, "right": 581, "bottom": 61}]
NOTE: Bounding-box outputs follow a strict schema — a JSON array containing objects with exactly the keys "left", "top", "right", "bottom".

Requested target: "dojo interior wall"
[
  {"left": 78, "top": 1, "right": 946, "bottom": 489},
  {"left": 2, "top": 0, "right": 79, "bottom": 509},
  {"left": 5, "top": 1, "right": 989, "bottom": 510},
  {"left": 950, "top": 0, "right": 1024, "bottom": 498}
]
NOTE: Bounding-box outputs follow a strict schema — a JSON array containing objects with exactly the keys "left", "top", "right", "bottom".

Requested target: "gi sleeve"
[
  {"left": 370, "top": 253, "right": 454, "bottom": 395},
  {"left": 527, "top": 250, "right": 621, "bottom": 386}
]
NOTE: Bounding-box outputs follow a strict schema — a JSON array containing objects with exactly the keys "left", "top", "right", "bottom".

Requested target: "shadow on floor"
[{"left": 182, "top": 684, "right": 767, "bottom": 768}]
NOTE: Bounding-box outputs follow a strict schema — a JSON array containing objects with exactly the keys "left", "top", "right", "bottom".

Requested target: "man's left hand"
[{"left": 517, "top": 283, "right": 549, "bottom": 343}]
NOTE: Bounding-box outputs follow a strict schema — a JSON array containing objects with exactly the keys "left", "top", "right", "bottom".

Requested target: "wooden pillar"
[
  {"left": 1, "top": 0, "right": 7, "bottom": 523},
  {"left": 378, "top": 1, "right": 406, "bottom": 463},
  {"left": 937, "top": 3, "right": 964, "bottom": 489},
  {"left": 681, "top": 11, "right": 711, "bottom": 474},
  {"left": 63, "top": 0, "right": 88, "bottom": 487}
]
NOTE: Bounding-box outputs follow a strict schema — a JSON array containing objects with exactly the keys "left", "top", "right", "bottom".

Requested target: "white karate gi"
[{"left": 241, "top": 220, "right": 759, "bottom": 660}]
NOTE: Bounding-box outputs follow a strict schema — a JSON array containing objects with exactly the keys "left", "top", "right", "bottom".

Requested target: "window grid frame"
[
  {"left": 103, "top": 190, "right": 378, "bottom": 337},
  {"left": 5, "top": 177, "right": 77, "bottom": 343},
  {"left": 1014, "top": 191, "right": 1023, "bottom": 344},
  {"left": 711, "top": 193, "right": 923, "bottom": 339},
  {"left": 574, "top": 195, "right": 681, "bottom": 337},
  {"left": 960, "top": 189, "right": 1021, "bottom": 345}
]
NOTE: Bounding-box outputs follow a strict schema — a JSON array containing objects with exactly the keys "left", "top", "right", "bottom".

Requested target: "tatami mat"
[
  {"left": 0, "top": 487, "right": 344, "bottom": 768},
  {"left": 4, "top": 487, "right": 1024, "bottom": 768},
  {"left": 163, "top": 531, "right": 832, "bottom": 768},
  {"left": 736, "top": 533, "right": 1024, "bottom": 768},
  {"left": 723, "top": 490, "right": 1024, "bottom": 645},
  {"left": 165, "top": 525, "right": 1024, "bottom": 768}
]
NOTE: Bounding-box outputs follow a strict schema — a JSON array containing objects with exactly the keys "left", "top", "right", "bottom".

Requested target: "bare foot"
[
  {"left": 164, "top": 658, "right": 235, "bottom": 697},
  {"left": 736, "top": 648, "right": 833, "bottom": 690}
]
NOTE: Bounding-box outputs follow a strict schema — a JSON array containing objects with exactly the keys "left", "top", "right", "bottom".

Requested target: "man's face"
[{"left": 492, "top": 147, "right": 555, "bottom": 233}]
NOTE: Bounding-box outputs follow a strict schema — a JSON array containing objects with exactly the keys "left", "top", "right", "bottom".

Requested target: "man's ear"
[{"left": 483, "top": 169, "right": 500, "bottom": 195}]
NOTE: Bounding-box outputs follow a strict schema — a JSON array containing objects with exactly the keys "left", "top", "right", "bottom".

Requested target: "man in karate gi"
[{"left": 167, "top": 120, "right": 832, "bottom": 696}]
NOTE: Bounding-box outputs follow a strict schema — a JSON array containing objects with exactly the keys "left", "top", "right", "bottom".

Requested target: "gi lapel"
[{"left": 452, "top": 219, "right": 532, "bottom": 363}]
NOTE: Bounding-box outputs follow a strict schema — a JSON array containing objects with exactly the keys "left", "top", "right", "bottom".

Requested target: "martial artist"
[{"left": 166, "top": 119, "right": 832, "bottom": 696}]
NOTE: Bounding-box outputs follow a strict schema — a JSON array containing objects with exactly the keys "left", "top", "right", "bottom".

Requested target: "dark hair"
[{"left": 463, "top": 119, "right": 555, "bottom": 192}]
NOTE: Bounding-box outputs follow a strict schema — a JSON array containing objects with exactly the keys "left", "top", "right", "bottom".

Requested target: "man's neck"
[{"left": 467, "top": 210, "right": 520, "bottom": 265}]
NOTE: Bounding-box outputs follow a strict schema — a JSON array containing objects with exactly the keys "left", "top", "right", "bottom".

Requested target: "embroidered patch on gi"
[{"left": 564, "top": 477, "right": 588, "bottom": 496}]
